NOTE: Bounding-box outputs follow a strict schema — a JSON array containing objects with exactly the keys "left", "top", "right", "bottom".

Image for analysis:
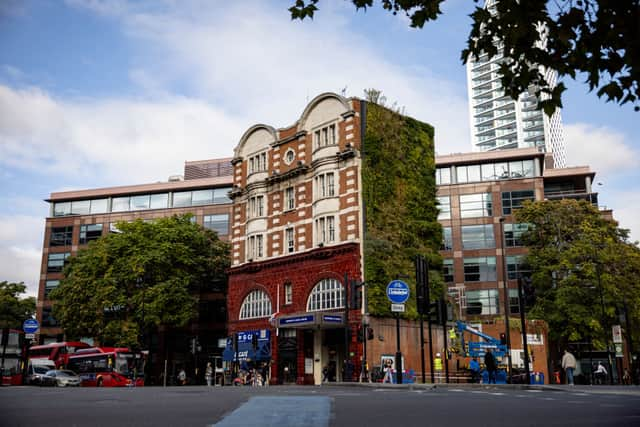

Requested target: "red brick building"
[{"left": 226, "top": 93, "right": 365, "bottom": 385}]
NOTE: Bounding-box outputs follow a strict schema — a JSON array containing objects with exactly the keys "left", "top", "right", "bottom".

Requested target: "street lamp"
[{"left": 499, "top": 217, "right": 513, "bottom": 383}]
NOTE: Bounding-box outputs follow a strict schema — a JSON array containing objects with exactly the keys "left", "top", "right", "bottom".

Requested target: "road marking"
[
  {"left": 490, "top": 392, "right": 505, "bottom": 396},
  {"left": 526, "top": 390, "right": 543, "bottom": 393},
  {"left": 539, "top": 397, "right": 556, "bottom": 401},
  {"left": 571, "top": 393, "right": 589, "bottom": 396},
  {"left": 567, "top": 401, "right": 586, "bottom": 404},
  {"left": 449, "top": 389, "right": 465, "bottom": 392},
  {"left": 212, "top": 396, "right": 330, "bottom": 427}
]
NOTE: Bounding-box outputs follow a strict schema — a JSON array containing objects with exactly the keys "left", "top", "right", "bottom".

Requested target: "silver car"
[{"left": 45, "top": 370, "right": 82, "bottom": 387}]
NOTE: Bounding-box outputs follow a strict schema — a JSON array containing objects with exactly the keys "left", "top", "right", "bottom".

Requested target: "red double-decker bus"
[
  {"left": 28, "top": 341, "right": 90, "bottom": 368},
  {"left": 1, "top": 329, "right": 24, "bottom": 386},
  {"left": 67, "top": 347, "right": 145, "bottom": 387}
]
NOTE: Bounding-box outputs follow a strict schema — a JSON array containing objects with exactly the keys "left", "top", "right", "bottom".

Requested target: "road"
[{"left": 1, "top": 384, "right": 639, "bottom": 427}]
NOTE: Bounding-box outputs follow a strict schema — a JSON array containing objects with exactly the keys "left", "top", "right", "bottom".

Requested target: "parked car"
[
  {"left": 27, "top": 364, "right": 57, "bottom": 386},
  {"left": 45, "top": 370, "right": 82, "bottom": 387}
]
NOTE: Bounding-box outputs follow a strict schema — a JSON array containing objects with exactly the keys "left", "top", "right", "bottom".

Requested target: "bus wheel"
[{"left": 97, "top": 378, "right": 103, "bottom": 387}]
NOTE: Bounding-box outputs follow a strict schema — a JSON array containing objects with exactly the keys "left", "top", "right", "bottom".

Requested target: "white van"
[{"left": 26, "top": 360, "right": 56, "bottom": 385}]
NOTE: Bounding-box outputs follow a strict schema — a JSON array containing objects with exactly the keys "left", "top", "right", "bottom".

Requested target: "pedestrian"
[
  {"left": 322, "top": 365, "right": 329, "bottom": 383},
  {"left": 178, "top": 368, "right": 187, "bottom": 386},
  {"left": 623, "top": 368, "right": 631, "bottom": 385},
  {"left": 205, "top": 362, "right": 213, "bottom": 386},
  {"left": 561, "top": 349, "right": 577, "bottom": 385},
  {"left": 382, "top": 358, "right": 394, "bottom": 384},
  {"left": 484, "top": 349, "right": 497, "bottom": 384},
  {"left": 469, "top": 358, "right": 480, "bottom": 384},
  {"left": 434, "top": 353, "right": 443, "bottom": 383},
  {"left": 595, "top": 362, "right": 607, "bottom": 385}
]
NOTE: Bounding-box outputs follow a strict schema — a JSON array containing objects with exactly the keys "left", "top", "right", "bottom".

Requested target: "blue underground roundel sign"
[{"left": 386, "top": 280, "right": 410, "bottom": 304}]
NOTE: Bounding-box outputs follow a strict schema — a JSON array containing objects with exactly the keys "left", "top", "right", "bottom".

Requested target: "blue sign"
[
  {"left": 279, "top": 315, "right": 314, "bottom": 325},
  {"left": 386, "top": 280, "right": 410, "bottom": 304},
  {"left": 322, "top": 315, "right": 343, "bottom": 323},
  {"left": 23, "top": 319, "right": 39, "bottom": 334}
]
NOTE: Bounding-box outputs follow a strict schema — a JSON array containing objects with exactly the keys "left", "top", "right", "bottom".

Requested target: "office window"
[
  {"left": 248, "top": 152, "right": 268, "bottom": 174},
  {"left": 79, "top": 224, "right": 102, "bottom": 244},
  {"left": 436, "top": 168, "right": 451, "bottom": 185},
  {"left": 463, "top": 257, "right": 496, "bottom": 282},
  {"left": 42, "top": 307, "right": 58, "bottom": 327},
  {"left": 130, "top": 195, "right": 150, "bottom": 210},
  {"left": 90, "top": 199, "right": 109, "bottom": 214},
  {"left": 504, "top": 223, "right": 529, "bottom": 247},
  {"left": 459, "top": 193, "right": 493, "bottom": 218},
  {"left": 149, "top": 193, "right": 169, "bottom": 209},
  {"left": 509, "top": 289, "right": 520, "bottom": 314},
  {"left": 203, "top": 214, "right": 229, "bottom": 235},
  {"left": 286, "top": 227, "right": 295, "bottom": 253},
  {"left": 172, "top": 192, "right": 192, "bottom": 208},
  {"left": 247, "top": 234, "right": 264, "bottom": 260},
  {"left": 213, "top": 188, "right": 232, "bottom": 204},
  {"left": 111, "top": 197, "right": 131, "bottom": 212},
  {"left": 50, "top": 226, "right": 73, "bottom": 247},
  {"left": 44, "top": 280, "right": 60, "bottom": 299},
  {"left": 284, "top": 283, "right": 293, "bottom": 305},
  {"left": 465, "top": 289, "right": 499, "bottom": 315},
  {"left": 239, "top": 290, "right": 272, "bottom": 320},
  {"left": 501, "top": 190, "right": 535, "bottom": 215},
  {"left": 437, "top": 196, "right": 451, "bottom": 220},
  {"left": 443, "top": 259, "right": 454, "bottom": 283},
  {"left": 457, "top": 165, "right": 481, "bottom": 183},
  {"left": 507, "top": 255, "right": 531, "bottom": 280},
  {"left": 191, "top": 190, "right": 214, "bottom": 206},
  {"left": 47, "top": 252, "right": 70, "bottom": 273},
  {"left": 307, "top": 278, "right": 345, "bottom": 311},
  {"left": 53, "top": 202, "right": 71, "bottom": 217},
  {"left": 461, "top": 225, "right": 495, "bottom": 250},
  {"left": 71, "top": 200, "right": 90, "bottom": 215},
  {"left": 315, "top": 216, "right": 335, "bottom": 244},
  {"left": 285, "top": 187, "right": 295, "bottom": 211},
  {"left": 441, "top": 227, "right": 453, "bottom": 251}
]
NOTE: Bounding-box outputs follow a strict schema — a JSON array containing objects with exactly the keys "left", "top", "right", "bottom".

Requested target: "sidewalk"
[{"left": 334, "top": 381, "right": 640, "bottom": 396}]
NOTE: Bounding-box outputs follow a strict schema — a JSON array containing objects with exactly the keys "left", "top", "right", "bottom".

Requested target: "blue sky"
[{"left": 1, "top": 0, "right": 638, "bottom": 297}]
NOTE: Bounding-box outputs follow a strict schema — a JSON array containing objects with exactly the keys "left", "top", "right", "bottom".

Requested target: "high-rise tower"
[{"left": 465, "top": 0, "right": 566, "bottom": 168}]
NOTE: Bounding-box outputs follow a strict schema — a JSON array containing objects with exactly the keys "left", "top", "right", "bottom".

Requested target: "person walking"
[
  {"left": 595, "top": 362, "right": 608, "bottom": 385},
  {"left": 484, "top": 349, "right": 497, "bottom": 384},
  {"left": 434, "top": 353, "right": 443, "bottom": 383},
  {"left": 382, "top": 359, "right": 394, "bottom": 384},
  {"left": 178, "top": 368, "right": 187, "bottom": 386},
  {"left": 469, "top": 358, "right": 480, "bottom": 384},
  {"left": 561, "top": 349, "right": 577, "bottom": 385},
  {"left": 205, "top": 362, "right": 213, "bottom": 386}
]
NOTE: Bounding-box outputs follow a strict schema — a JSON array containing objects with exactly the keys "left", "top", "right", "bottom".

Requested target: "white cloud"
[
  {"left": 564, "top": 123, "right": 636, "bottom": 174},
  {"left": 0, "top": 215, "right": 44, "bottom": 297}
]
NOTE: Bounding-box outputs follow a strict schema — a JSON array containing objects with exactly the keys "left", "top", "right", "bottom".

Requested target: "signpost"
[
  {"left": 387, "top": 280, "right": 409, "bottom": 384},
  {"left": 23, "top": 319, "right": 39, "bottom": 340}
]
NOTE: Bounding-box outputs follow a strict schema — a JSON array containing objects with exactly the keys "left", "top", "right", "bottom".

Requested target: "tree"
[
  {"left": 289, "top": 1, "right": 640, "bottom": 114},
  {"left": 515, "top": 199, "right": 640, "bottom": 351},
  {"left": 50, "top": 215, "right": 230, "bottom": 349},
  {"left": 0, "top": 281, "right": 36, "bottom": 329}
]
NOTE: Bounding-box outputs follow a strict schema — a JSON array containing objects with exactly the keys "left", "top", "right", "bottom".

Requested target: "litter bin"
[{"left": 530, "top": 372, "right": 544, "bottom": 385}]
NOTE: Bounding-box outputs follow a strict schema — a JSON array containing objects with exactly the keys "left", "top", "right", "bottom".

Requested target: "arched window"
[
  {"left": 306, "top": 278, "right": 345, "bottom": 312},
  {"left": 239, "top": 290, "right": 272, "bottom": 320}
]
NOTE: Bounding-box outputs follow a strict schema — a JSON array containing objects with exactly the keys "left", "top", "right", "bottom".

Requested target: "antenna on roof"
[{"left": 341, "top": 86, "right": 348, "bottom": 97}]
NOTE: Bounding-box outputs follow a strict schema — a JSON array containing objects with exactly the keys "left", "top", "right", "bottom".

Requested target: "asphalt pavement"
[{"left": 1, "top": 382, "right": 639, "bottom": 427}]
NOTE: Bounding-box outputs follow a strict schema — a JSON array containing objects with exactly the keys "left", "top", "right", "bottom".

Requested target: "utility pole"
[{"left": 517, "top": 275, "right": 531, "bottom": 384}]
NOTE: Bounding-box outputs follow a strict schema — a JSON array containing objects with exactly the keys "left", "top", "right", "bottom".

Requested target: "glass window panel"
[
  {"left": 130, "top": 195, "right": 150, "bottom": 210},
  {"left": 460, "top": 193, "right": 492, "bottom": 218},
  {"left": 44, "top": 280, "right": 60, "bottom": 299},
  {"left": 213, "top": 188, "right": 232, "bottom": 204},
  {"left": 203, "top": 214, "right": 229, "bottom": 235},
  {"left": 522, "top": 160, "right": 535, "bottom": 177},
  {"left": 47, "top": 252, "right": 70, "bottom": 273},
  {"left": 50, "top": 226, "right": 73, "bottom": 247},
  {"left": 481, "top": 163, "right": 496, "bottom": 181},
  {"left": 509, "top": 289, "right": 520, "bottom": 314},
  {"left": 111, "top": 197, "right": 130, "bottom": 212},
  {"left": 465, "top": 289, "right": 499, "bottom": 315},
  {"left": 443, "top": 259, "right": 454, "bottom": 283},
  {"left": 71, "top": 200, "right": 90, "bottom": 215},
  {"left": 307, "top": 278, "right": 345, "bottom": 311},
  {"left": 467, "top": 165, "right": 481, "bottom": 182},
  {"left": 456, "top": 166, "right": 468, "bottom": 183},
  {"left": 509, "top": 161, "right": 524, "bottom": 178},
  {"left": 441, "top": 227, "right": 453, "bottom": 251},
  {"left": 90, "top": 199, "right": 108, "bottom": 214},
  {"left": 463, "top": 257, "right": 496, "bottom": 282},
  {"left": 53, "top": 202, "right": 71, "bottom": 217},
  {"left": 79, "top": 224, "right": 103, "bottom": 244},
  {"left": 150, "top": 193, "right": 169, "bottom": 209},
  {"left": 172, "top": 191, "right": 192, "bottom": 207},
  {"left": 461, "top": 225, "right": 495, "bottom": 249},
  {"left": 495, "top": 162, "right": 509, "bottom": 179},
  {"left": 437, "top": 196, "right": 451, "bottom": 220},
  {"left": 192, "top": 190, "right": 213, "bottom": 205},
  {"left": 504, "top": 223, "right": 529, "bottom": 247},
  {"left": 436, "top": 168, "right": 451, "bottom": 185}
]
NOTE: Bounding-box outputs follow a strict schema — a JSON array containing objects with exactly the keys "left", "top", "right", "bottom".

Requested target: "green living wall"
[{"left": 362, "top": 101, "right": 443, "bottom": 319}]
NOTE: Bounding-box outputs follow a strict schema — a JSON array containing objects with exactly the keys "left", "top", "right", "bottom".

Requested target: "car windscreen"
[
  {"left": 58, "top": 370, "right": 77, "bottom": 377},
  {"left": 33, "top": 366, "right": 49, "bottom": 374}
]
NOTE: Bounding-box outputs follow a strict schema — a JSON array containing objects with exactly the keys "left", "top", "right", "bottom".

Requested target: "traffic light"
[
  {"left": 415, "top": 255, "right": 429, "bottom": 314},
  {"left": 367, "top": 327, "right": 374, "bottom": 340},
  {"left": 522, "top": 276, "right": 536, "bottom": 307},
  {"left": 429, "top": 298, "right": 448, "bottom": 325},
  {"left": 350, "top": 280, "right": 363, "bottom": 309},
  {"left": 500, "top": 333, "right": 507, "bottom": 346}
]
